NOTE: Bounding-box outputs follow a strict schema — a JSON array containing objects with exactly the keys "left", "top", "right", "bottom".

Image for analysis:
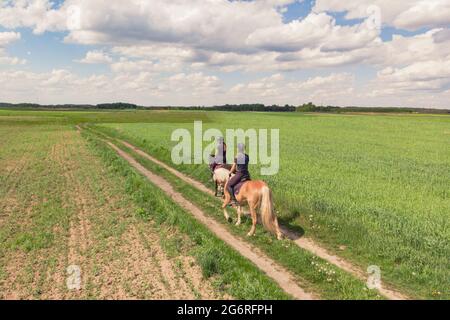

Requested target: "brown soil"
[{"left": 0, "top": 128, "right": 218, "bottom": 300}]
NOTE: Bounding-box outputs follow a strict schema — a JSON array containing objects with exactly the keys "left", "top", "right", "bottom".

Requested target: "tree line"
[{"left": 1, "top": 102, "right": 448, "bottom": 114}]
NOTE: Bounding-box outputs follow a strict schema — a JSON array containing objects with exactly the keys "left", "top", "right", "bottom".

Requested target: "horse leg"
[
  {"left": 214, "top": 181, "right": 218, "bottom": 197},
  {"left": 222, "top": 180, "right": 234, "bottom": 209},
  {"left": 236, "top": 206, "right": 242, "bottom": 226},
  {"left": 247, "top": 201, "right": 258, "bottom": 237},
  {"left": 223, "top": 207, "right": 232, "bottom": 223},
  {"left": 222, "top": 187, "right": 233, "bottom": 223}
]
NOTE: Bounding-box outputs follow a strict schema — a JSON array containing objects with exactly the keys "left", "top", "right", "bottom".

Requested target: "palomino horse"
[{"left": 222, "top": 180, "right": 283, "bottom": 240}]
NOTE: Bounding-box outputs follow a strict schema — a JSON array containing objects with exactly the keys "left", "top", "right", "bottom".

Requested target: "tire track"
[
  {"left": 105, "top": 140, "right": 316, "bottom": 300},
  {"left": 115, "top": 137, "right": 408, "bottom": 300}
]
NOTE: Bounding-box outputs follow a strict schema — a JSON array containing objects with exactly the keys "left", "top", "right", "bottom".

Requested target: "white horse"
[{"left": 213, "top": 167, "right": 231, "bottom": 197}]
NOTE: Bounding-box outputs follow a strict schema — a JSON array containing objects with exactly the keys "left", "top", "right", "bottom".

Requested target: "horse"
[
  {"left": 222, "top": 179, "right": 283, "bottom": 240},
  {"left": 212, "top": 166, "right": 231, "bottom": 197},
  {"left": 209, "top": 155, "right": 233, "bottom": 197}
]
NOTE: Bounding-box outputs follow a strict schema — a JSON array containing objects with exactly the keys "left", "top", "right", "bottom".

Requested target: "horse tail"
[{"left": 260, "top": 185, "right": 281, "bottom": 238}]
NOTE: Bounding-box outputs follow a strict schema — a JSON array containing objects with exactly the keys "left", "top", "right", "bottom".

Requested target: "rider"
[
  {"left": 215, "top": 136, "right": 227, "bottom": 165},
  {"left": 210, "top": 137, "right": 227, "bottom": 174},
  {"left": 227, "top": 143, "right": 251, "bottom": 205}
]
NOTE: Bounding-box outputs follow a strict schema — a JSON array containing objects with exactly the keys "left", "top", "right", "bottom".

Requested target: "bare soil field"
[{"left": 0, "top": 124, "right": 218, "bottom": 299}]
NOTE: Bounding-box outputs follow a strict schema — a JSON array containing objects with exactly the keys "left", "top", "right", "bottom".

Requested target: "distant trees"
[
  {"left": 296, "top": 102, "right": 317, "bottom": 112},
  {"left": 294, "top": 103, "right": 450, "bottom": 114},
  {"left": 211, "top": 104, "right": 296, "bottom": 112},
  {"left": 1, "top": 101, "right": 449, "bottom": 114},
  {"left": 296, "top": 102, "right": 341, "bottom": 112},
  {"left": 96, "top": 103, "right": 138, "bottom": 110}
]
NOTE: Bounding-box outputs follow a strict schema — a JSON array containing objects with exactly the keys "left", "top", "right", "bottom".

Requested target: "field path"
[
  {"left": 105, "top": 140, "right": 316, "bottom": 300},
  {"left": 115, "top": 138, "right": 408, "bottom": 301}
]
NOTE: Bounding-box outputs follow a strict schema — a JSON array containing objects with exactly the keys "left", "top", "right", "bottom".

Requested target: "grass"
[
  {"left": 98, "top": 132, "right": 383, "bottom": 300},
  {"left": 2, "top": 108, "right": 448, "bottom": 299},
  {"left": 0, "top": 113, "right": 293, "bottom": 299},
  {"left": 81, "top": 129, "right": 291, "bottom": 300},
  {"left": 0, "top": 109, "right": 211, "bottom": 125},
  {"left": 91, "top": 111, "right": 450, "bottom": 299},
  {"left": 0, "top": 123, "right": 80, "bottom": 298}
]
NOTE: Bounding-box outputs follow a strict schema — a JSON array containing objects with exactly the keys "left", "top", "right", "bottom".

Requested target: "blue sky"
[{"left": 0, "top": 0, "right": 449, "bottom": 108}]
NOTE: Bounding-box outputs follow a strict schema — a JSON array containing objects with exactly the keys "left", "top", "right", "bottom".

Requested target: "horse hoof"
[
  {"left": 247, "top": 233, "right": 255, "bottom": 237},
  {"left": 235, "top": 222, "right": 241, "bottom": 226}
]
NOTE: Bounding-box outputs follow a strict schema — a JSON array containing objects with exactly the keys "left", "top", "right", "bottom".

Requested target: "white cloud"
[
  {"left": 229, "top": 72, "right": 356, "bottom": 105},
  {"left": 369, "top": 29, "right": 450, "bottom": 67},
  {"left": 314, "top": 0, "right": 450, "bottom": 31},
  {"left": 374, "top": 60, "right": 450, "bottom": 92},
  {"left": 110, "top": 57, "right": 182, "bottom": 73},
  {"left": 0, "top": 0, "right": 67, "bottom": 34},
  {"left": 0, "top": 0, "right": 449, "bottom": 108},
  {"left": 0, "top": 31, "right": 25, "bottom": 65},
  {"left": 0, "top": 31, "right": 21, "bottom": 46},
  {"left": 0, "top": 68, "right": 224, "bottom": 105},
  {"left": 76, "top": 50, "right": 112, "bottom": 64},
  {"left": 247, "top": 12, "right": 380, "bottom": 53}
]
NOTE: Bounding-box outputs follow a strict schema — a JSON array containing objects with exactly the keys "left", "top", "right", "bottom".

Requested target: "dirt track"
[
  {"left": 106, "top": 140, "right": 316, "bottom": 300},
  {"left": 116, "top": 138, "right": 408, "bottom": 301}
]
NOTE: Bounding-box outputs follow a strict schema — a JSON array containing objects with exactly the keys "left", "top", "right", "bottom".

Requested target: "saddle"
[{"left": 233, "top": 177, "right": 251, "bottom": 196}]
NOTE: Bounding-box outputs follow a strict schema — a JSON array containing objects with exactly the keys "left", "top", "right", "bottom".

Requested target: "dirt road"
[
  {"left": 116, "top": 138, "right": 408, "bottom": 300},
  {"left": 106, "top": 140, "right": 316, "bottom": 300}
]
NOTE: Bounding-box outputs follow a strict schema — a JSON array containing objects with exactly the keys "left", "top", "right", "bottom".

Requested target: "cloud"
[
  {"left": 3, "top": 0, "right": 441, "bottom": 73},
  {"left": 314, "top": 0, "right": 450, "bottom": 31},
  {"left": 373, "top": 29, "right": 450, "bottom": 66},
  {"left": 247, "top": 12, "right": 380, "bottom": 53},
  {"left": 0, "top": 1, "right": 380, "bottom": 56},
  {"left": 59, "top": 0, "right": 283, "bottom": 53},
  {"left": 0, "top": 0, "right": 449, "bottom": 108},
  {"left": 0, "top": 31, "right": 26, "bottom": 65},
  {"left": 0, "top": 0, "right": 67, "bottom": 34},
  {"left": 0, "top": 68, "right": 224, "bottom": 105},
  {"left": 0, "top": 31, "right": 21, "bottom": 46},
  {"left": 76, "top": 50, "right": 112, "bottom": 64},
  {"left": 374, "top": 60, "right": 450, "bottom": 92},
  {"left": 110, "top": 57, "right": 182, "bottom": 73},
  {"left": 229, "top": 72, "right": 356, "bottom": 105},
  {"left": 292, "top": 73, "right": 355, "bottom": 90}
]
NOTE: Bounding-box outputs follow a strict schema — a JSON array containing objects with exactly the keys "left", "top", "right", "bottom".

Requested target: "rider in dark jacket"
[
  {"left": 227, "top": 143, "right": 251, "bottom": 205},
  {"left": 216, "top": 136, "right": 227, "bottom": 165}
]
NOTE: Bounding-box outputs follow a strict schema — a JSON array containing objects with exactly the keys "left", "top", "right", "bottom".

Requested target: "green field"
[
  {"left": 94, "top": 111, "right": 449, "bottom": 299},
  {"left": 0, "top": 117, "right": 290, "bottom": 300},
  {"left": 1, "top": 109, "right": 448, "bottom": 300}
]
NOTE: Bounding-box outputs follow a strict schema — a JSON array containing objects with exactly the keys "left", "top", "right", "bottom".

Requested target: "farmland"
[
  {"left": 95, "top": 111, "right": 450, "bottom": 299},
  {"left": 0, "top": 109, "right": 449, "bottom": 300},
  {"left": 0, "top": 115, "right": 290, "bottom": 300}
]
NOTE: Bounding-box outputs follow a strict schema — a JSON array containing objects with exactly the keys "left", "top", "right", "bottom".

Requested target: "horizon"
[
  {"left": 2, "top": 101, "right": 450, "bottom": 112},
  {"left": 1, "top": 1, "right": 450, "bottom": 109}
]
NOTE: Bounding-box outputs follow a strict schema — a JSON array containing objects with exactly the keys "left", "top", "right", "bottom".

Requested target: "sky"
[{"left": 0, "top": 0, "right": 450, "bottom": 108}]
